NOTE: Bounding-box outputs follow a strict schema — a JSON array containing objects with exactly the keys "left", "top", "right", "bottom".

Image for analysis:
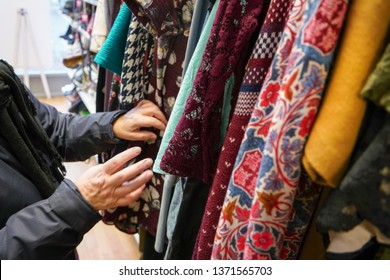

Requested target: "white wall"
[{"left": 0, "top": 0, "right": 53, "bottom": 70}]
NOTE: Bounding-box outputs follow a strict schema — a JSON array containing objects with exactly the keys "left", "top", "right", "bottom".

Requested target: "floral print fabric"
[
  {"left": 101, "top": 0, "right": 194, "bottom": 237},
  {"left": 212, "top": 0, "right": 349, "bottom": 259},
  {"left": 193, "top": 0, "right": 294, "bottom": 260}
]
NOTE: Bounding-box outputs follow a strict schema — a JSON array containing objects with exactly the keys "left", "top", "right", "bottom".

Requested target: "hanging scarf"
[
  {"left": 153, "top": 0, "right": 219, "bottom": 175},
  {"left": 120, "top": 16, "right": 153, "bottom": 107},
  {"left": 160, "top": 0, "right": 269, "bottom": 184},
  {"left": 94, "top": 3, "right": 133, "bottom": 76},
  {"left": 212, "top": 0, "right": 349, "bottom": 260},
  {"left": 0, "top": 60, "right": 66, "bottom": 198},
  {"left": 301, "top": 0, "right": 390, "bottom": 188},
  {"left": 193, "top": 0, "right": 294, "bottom": 260},
  {"left": 316, "top": 113, "right": 390, "bottom": 258},
  {"left": 101, "top": 0, "right": 194, "bottom": 236}
]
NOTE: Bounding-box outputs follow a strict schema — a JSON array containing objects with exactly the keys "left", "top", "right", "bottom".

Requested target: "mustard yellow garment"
[{"left": 302, "top": 0, "right": 390, "bottom": 187}]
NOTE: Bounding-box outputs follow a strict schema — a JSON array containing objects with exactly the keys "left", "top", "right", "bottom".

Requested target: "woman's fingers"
[{"left": 103, "top": 147, "right": 141, "bottom": 175}]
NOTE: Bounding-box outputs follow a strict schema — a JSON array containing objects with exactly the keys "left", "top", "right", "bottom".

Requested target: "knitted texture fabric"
[
  {"left": 212, "top": 0, "right": 349, "bottom": 260},
  {"left": 94, "top": 3, "right": 133, "bottom": 76},
  {"left": 160, "top": 0, "right": 269, "bottom": 184},
  {"left": 301, "top": 0, "right": 390, "bottom": 187},
  {"left": 0, "top": 60, "right": 66, "bottom": 198},
  {"left": 192, "top": 0, "right": 294, "bottom": 260},
  {"left": 153, "top": 0, "right": 219, "bottom": 175}
]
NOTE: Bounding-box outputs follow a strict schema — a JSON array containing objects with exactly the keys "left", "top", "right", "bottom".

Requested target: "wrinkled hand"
[
  {"left": 113, "top": 100, "right": 167, "bottom": 141},
  {"left": 75, "top": 147, "right": 153, "bottom": 210}
]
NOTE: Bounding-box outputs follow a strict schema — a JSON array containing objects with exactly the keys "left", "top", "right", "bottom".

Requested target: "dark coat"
[{"left": 0, "top": 90, "right": 125, "bottom": 259}]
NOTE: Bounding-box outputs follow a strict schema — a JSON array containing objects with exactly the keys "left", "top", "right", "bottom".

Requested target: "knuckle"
[{"left": 90, "top": 173, "right": 107, "bottom": 188}]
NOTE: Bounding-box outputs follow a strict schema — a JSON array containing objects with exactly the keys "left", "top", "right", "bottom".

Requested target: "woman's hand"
[
  {"left": 112, "top": 100, "right": 167, "bottom": 141},
  {"left": 75, "top": 147, "right": 152, "bottom": 210}
]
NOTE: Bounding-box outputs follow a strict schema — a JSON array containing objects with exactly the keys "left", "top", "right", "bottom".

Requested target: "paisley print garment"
[{"left": 213, "top": 0, "right": 349, "bottom": 259}]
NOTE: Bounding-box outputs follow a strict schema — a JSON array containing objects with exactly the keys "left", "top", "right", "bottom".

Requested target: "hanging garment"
[
  {"left": 92, "top": 0, "right": 122, "bottom": 113},
  {"left": 282, "top": 170, "right": 322, "bottom": 259},
  {"left": 155, "top": 174, "right": 177, "bottom": 253},
  {"left": 101, "top": 0, "right": 195, "bottom": 238},
  {"left": 182, "top": 0, "right": 211, "bottom": 76},
  {"left": 121, "top": 0, "right": 194, "bottom": 114},
  {"left": 103, "top": 71, "right": 115, "bottom": 113},
  {"left": 160, "top": 0, "right": 270, "bottom": 184},
  {"left": 90, "top": 0, "right": 121, "bottom": 53},
  {"left": 154, "top": 0, "right": 211, "bottom": 253},
  {"left": 361, "top": 43, "right": 390, "bottom": 113},
  {"left": 120, "top": 16, "right": 153, "bottom": 107},
  {"left": 317, "top": 113, "right": 390, "bottom": 238},
  {"left": 153, "top": 0, "right": 219, "bottom": 175},
  {"left": 302, "top": 0, "right": 390, "bottom": 188},
  {"left": 315, "top": 102, "right": 386, "bottom": 229},
  {"left": 108, "top": 74, "right": 121, "bottom": 111},
  {"left": 296, "top": 187, "right": 330, "bottom": 260},
  {"left": 163, "top": 177, "right": 186, "bottom": 259},
  {"left": 95, "top": 66, "right": 106, "bottom": 113},
  {"left": 162, "top": 73, "right": 241, "bottom": 257},
  {"left": 193, "top": 0, "right": 294, "bottom": 260},
  {"left": 158, "top": 77, "right": 236, "bottom": 257},
  {"left": 94, "top": 3, "right": 133, "bottom": 75},
  {"left": 90, "top": 0, "right": 109, "bottom": 53},
  {"left": 166, "top": 177, "right": 210, "bottom": 259},
  {"left": 213, "top": 0, "right": 349, "bottom": 260},
  {"left": 159, "top": 0, "right": 269, "bottom": 258},
  {"left": 153, "top": 1, "right": 219, "bottom": 255},
  {"left": 212, "top": 0, "right": 308, "bottom": 260},
  {"left": 310, "top": 102, "right": 388, "bottom": 259}
]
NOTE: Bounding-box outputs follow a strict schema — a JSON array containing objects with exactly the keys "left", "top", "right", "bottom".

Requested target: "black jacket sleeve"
[
  {"left": 0, "top": 179, "right": 101, "bottom": 260},
  {"left": 30, "top": 91, "right": 127, "bottom": 161},
  {"left": 0, "top": 91, "right": 128, "bottom": 259}
]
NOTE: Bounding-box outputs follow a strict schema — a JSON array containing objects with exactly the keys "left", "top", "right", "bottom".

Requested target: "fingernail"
[
  {"left": 131, "top": 147, "right": 141, "bottom": 153},
  {"left": 122, "top": 181, "right": 132, "bottom": 187},
  {"left": 143, "top": 158, "right": 153, "bottom": 166}
]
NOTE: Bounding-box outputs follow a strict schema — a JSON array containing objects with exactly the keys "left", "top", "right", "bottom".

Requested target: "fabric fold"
[
  {"left": 160, "top": 0, "right": 269, "bottom": 183},
  {"left": 213, "top": 0, "right": 349, "bottom": 260},
  {"left": 101, "top": 0, "right": 195, "bottom": 238},
  {"left": 94, "top": 3, "right": 133, "bottom": 76},
  {"left": 302, "top": 0, "right": 390, "bottom": 187},
  {"left": 193, "top": 0, "right": 294, "bottom": 260}
]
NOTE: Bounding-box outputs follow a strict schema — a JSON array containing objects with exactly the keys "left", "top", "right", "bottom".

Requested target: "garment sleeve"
[
  {"left": 0, "top": 179, "right": 101, "bottom": 260},
  {"left": 29, "top": 89, "right": 126, "bottom": 161}
]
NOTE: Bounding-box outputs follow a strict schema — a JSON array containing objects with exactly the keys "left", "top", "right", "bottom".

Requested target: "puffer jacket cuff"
[
  {"left": 97, "top": 110, "right": 127, "bottom": 144},
  {"left": 48, "top": 179, "right": 101, "bottom": 234}
]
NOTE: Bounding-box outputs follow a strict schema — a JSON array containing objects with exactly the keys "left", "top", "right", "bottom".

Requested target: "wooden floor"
[{"left": 39, "top": 96, "right": 141, "bottom": 260}]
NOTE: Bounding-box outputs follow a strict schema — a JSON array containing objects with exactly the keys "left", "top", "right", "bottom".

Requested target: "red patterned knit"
[
  {"left": 160, "top": 0, "right": 269, "bottom": 184},
  {"left": 192, "top": 0, "right": 294, "bottom": 260}
]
